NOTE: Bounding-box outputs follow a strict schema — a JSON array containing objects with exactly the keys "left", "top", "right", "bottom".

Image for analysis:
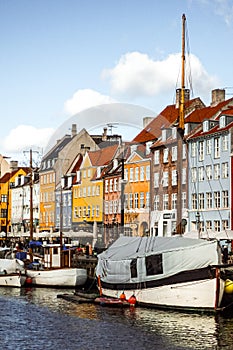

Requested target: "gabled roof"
[
  {"left": 188, "top": 107, "right": 233, "bottom": 140},
  {"left": 88, "top": 144, "right": 119, "bottom": 167}
]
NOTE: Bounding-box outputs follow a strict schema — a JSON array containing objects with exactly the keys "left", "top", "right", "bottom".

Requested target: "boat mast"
[
  {"left": 176, "top": 14, "right": 186, "bottom": 235},
  {"left": 29, "top": 149, "right": 34, "bottom": 261}
]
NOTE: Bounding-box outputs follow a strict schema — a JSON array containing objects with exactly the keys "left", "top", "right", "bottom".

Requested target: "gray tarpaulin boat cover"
[{"left": 96, "top": 236, "right": 222, "bottom": 284}]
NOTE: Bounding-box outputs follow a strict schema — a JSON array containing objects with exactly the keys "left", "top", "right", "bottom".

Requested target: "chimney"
[
  {"left": 71, "top": 124, "right": 77, "bottom": 137},
  {"left": 211, "top": 89, "right": 225, "bottom": 107},
  {"left": 10, "top": 160, "right": 18, "bottom": 171},
  {"left": 102, "top": 127, "right": 107, "bottom": 141},
  {"left": 143, "top": 117, "right": 153, "bottom": 128},
  {"left": 175, "top": 88, "right": 190, "bottom": 108}
]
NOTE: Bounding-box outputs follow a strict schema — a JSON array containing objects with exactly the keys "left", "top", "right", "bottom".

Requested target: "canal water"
[{"left": 0, "top": 287, "right": 232, "bottom": 350}]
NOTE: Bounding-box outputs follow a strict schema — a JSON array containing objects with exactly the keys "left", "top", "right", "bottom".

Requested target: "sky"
[{"left": 1, "top": 0, "right": 233, "bottom": 164}]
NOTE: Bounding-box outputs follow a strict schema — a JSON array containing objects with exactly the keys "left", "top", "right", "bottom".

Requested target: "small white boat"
[
  {"left": 26, "top": 267, "right": 87, "bottom": 288},
  {"left": 26, "top": 243, "right": 87, "bottom": 288},
  {"left": 0, "top": 257, "right": 26, "bottom": 287}
]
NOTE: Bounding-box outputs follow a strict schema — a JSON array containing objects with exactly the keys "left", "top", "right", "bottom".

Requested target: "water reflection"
[{"left": 0, "top": 287, "right": 233, "bottom": 349}]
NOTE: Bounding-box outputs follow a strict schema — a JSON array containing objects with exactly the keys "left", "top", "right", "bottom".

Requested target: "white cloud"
[
  {"left": 64, "top": 89, "right": 117, "bottom": 116},
  {"left": 2, "top": 125, "right": 54, "bottom": 154},
  {"left": 102, "top": 51, "right": 219, "bottom": 100}
]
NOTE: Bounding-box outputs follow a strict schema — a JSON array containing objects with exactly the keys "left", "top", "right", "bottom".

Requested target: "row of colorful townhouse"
[{"left": 1, "top": 88, "right": 233, "bottom": 247}]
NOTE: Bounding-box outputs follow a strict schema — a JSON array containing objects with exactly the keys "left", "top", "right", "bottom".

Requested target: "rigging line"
[{"left": 185, "top": 23, "right": 194, "bottom": 98}]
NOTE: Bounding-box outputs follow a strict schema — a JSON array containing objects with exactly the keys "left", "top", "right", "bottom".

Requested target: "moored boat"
[
  {"left": 26, "top": 243, "right": 87, "bottom": 288},
  {"left": 0, "top": 257, "right": 26, "bottom": 287},
  {"left": 96, "top": 235, "right": 233, "bottom": 313}
]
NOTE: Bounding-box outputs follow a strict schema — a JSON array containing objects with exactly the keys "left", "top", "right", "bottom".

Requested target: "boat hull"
[
  {"left": 99, "top": 277, "right": 225, "bottom": 313},
  {"left": 0, "top": 273, "right": 26, "bottom": 287},
  {"left": 26, "top": 268, "right": 87, "bottom": 288}
]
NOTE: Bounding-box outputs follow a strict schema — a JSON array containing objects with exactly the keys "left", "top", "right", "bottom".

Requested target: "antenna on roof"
[{"left": 107, "top": 123, "right": 118, "bottom": 134}]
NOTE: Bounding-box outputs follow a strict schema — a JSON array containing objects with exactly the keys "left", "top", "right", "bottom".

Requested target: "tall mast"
[{"left": 176, "top": 14, "right": 186, "bottom": 235}]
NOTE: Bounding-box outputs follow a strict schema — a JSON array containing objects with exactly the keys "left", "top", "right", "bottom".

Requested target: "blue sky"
[{"left": 1, "top": 0, "right": 233, "bottom": 160}]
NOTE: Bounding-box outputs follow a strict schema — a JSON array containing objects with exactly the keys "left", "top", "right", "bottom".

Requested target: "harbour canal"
[{"left": 0, "top": 287, "right": 232, "bottom": 349}]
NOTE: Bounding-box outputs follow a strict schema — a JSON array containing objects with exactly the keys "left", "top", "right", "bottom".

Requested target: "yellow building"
[
  {"left": 72, "top": 144, "right": 119, "bottom": 245},
  {"left": 124, "top": 145, "right": 151, "bottom": 236},
  {"left": 0, "top": 163, "right": 30, "bottom": 236}
]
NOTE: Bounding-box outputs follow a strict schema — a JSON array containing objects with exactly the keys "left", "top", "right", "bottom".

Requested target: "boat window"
[
  {"left": 130, "top": 258, "right": 137, "bottom": 278},
  {"left": 146, "top": 254, "right": 163, "bottom": 276}
]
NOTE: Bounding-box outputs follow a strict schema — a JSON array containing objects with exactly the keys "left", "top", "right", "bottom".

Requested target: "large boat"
[{"left": 96, "top": 235, "right": 233, "bottom": 313}]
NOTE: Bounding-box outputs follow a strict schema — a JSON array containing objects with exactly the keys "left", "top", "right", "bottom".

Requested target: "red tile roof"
[
  {"left": 88, "top": 144, "right": 119, "bottom": 166},
  {"left": 133, "top": 98, "right": 203, "bottom": 143}
]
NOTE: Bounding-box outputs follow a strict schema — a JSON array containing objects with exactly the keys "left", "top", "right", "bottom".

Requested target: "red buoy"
[{"left": 128, "top": 294, "right": 137, "bottom": 306}]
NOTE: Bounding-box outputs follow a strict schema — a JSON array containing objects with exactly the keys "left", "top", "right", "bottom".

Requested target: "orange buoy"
[
  {"left": 128, "top": 294, "right": 137, "bottom": 306},
  {"left": 119, "top": 291, "right": 126, "bottom": 301}
]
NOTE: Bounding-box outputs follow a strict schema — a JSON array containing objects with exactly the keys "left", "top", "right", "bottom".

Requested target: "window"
[
  {"left": 206, "top": 165, "right": 212, "bottom": 180},
  {"left": 198, "top": 193, "right": 204, "bottom": 210},
  {"left": 172, "top": 146, "right": 177, "bottom": 161},
  {"left": 154, "top": 150, "right": 160, "bottom": 164},
  {"left": 96, "top": 205, "right": 100, "bottom": 217},
  {"left": 134, "top": 193, "right": 139, "bottom": 209},
  {"left": 109, "top": 179, "right": 113, "bottom": 192},
  {"left": 222, "top": 220, "right": 229, "bottom": 230},
  {"left": 154, "top": 195, "right": 159, "bottom": 210},
  {"left": 182, "top": 144, "right": 186, "bottom": 159},
  {"left": 146, "top": 255, "right": 163, "bottom": 276},
  {"left": 105, "top": 180, "right": 108, "bottom": 193},
  {"left": 172, "top": 170, "right": 177, "bottom": 186},
  {"left": 182, "top": 168, "right": 186, "bottom": 184},
  {"left": 140, "top": 166, "right": 144, "bottom": 181},
  {"left": 182, "top": 192, "right": 186, "bottom": 209},
  {"left": 191, "top": 168, "right": 197, "bottom": 182},
  {"left": 140, "top": 192, "right": 144, "bottom": 208},
  {"left": 114, "top": 178, "right": 118, "bottom": 191},
  {"left": 1, "top": 194, "right": 7, "bottom": 203},
  {"left": 222, "top": 190, "right": 229, "bottom": 208},
  {"left": 192, "top": 193, "right": 197, "bottom": 210},
  {"left": 214, "top": 191, "right": 220, "bottom": 208},
  {"left": 88, "top": 169, "right": 91, "bottom": 178},
  {"left": 83, "top": 170, "right": 86, "bottom": 178},
  {"left": 130, "top": 168, "right": 134, "bottom": 182},
  {"left": 163, "top": 148, "right": 169, "bottom": 163},
  {"left": 214, "top": 164, "right": 220, "bottom": 180},
  {"left": 163, "top": 172, "right": 168, "bottom": 187},
  {"left": 130, "top": 259, "right": 137, "bottom": 278},
  {"left": 214, "top": 220, "right": 220, "bottom": 232},
  {"left": 206, "top": 221, "right": 212, "bottom": 230},
  {"left": 199, "top": 141, "right": 204, "bottom": 161},
  {"left": 124, "top": 168, "right": 128, "bottom": 181},
  {"left": 163, "top": 194, "right": 169, "bottom": 210},
  {"left": 222, "top": 162, "right": 229, "bottom": 178},
  {"left": 105, "top": 201, "right": 109, "bottom": 214},
  {"left": 206, "top": 192, "right": 212, "bottom": 209},
  {"left": 135, "top": 167, "right": 139, "bottom": 182},
  {"left": 222, "top": 134, "right": 228, "bottom": 151},
  {"left": 198, "top": 167, "right": 204, "bottom": 182},
  {"left": 206, "top": 139, "right": 212, "bottom": 155},
  {"left": 214, "top": 137, "right": 220, "bottom": 158},
  {"left": 129, "top": 193, "right": 133, "bottom": 209},
  {"left": 172, "top": 193, "right": 177, "bottom": 209},
  {"left": 96, "top": 186, "right": 100, "bottom": 196},
  {"left": 191, "top": 142, "right": 197, "bottom": 157}
]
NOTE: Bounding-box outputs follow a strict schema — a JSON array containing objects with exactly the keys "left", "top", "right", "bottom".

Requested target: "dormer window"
[
  {"left": 172, "top": 128, "right": 177, "bottom": 139},
  {"left": 203, "top": 120, "right": 209, "bottom": 132},
  {"left": 219, "top": 115, "right": 226, "bottom": 128},
  {"left": 162, "top": 129, "right": 167, "bottom": 142}
]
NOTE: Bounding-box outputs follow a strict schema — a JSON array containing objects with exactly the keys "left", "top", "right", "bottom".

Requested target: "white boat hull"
[
  {"left": 100, "top": 277, "right": 225, "bottom": 312},
  {"left": 27, "top": 268, "right": 87, "bottom": 288},
  {"left": 0, "top": 273, "right": 26, "bottom": 287}
]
